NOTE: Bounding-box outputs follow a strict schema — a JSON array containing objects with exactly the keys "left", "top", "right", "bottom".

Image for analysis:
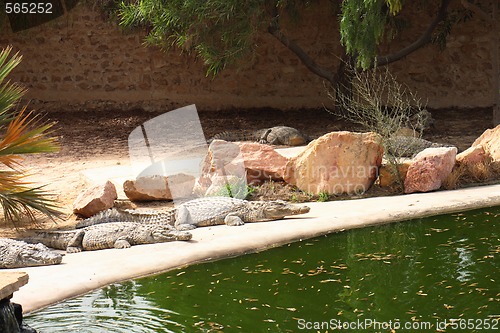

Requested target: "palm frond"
[
  {"left": 0, "top": 47, "right": 26, "bottom": 125},
  {"left": 0, "top": 184, "right": 61, "bottom": 226},
  {"left": 0, "top": 107, "right": 59, "bottom": 169},
  {"left": 0, "top": 46, "right": 61, "bottom": 226}
]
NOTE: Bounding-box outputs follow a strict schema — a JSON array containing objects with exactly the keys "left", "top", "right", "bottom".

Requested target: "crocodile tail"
[
  {"left": 76, "top": 209, "right": 137, "bottom": 228},
  {"left": 209, "top": 131, "right": 256, "bottom": 143},
  {"left": 23, "top": 230, "right": 75, "bottom": 250}
]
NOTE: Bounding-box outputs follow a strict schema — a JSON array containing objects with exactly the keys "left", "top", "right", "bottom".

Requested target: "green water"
[{"left": 27, "top": 208, "right": 499, "bottom": 332}]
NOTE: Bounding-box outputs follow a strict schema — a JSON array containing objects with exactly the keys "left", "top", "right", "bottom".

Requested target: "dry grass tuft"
[{"left": 443, "top": 157, "right": 498, "bottom": 190}]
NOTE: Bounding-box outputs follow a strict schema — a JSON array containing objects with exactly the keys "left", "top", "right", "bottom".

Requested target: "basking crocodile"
[
  {"left": 386, "top": 136, "right": 455, "bottom": 158},
  {"left": 0, "top": 238, "right": 63, "bottom": 268},
  {"left": 26, "top": 222, "right": 192, "bottom": 253},
  {"left": 173, "top": 197, "right": 310, "bottom": 230},
  {"left": 77, "top": 197, "right": 311, "bottom": 231},
  {"left": 209, "top": 126, "right": 309, "bottom": 146}
]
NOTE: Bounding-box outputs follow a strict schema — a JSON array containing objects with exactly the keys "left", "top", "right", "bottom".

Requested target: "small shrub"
[
  {"left": 328, "top": 64, "right": 427, "bottom": 192},
  {"left": 317, "top": 191, "right": 330, "bottom": 202}
]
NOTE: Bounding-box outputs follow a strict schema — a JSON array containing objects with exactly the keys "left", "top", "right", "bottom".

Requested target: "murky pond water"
[{"left": 27, "top": 207, "right": 499, "bottom": 332}]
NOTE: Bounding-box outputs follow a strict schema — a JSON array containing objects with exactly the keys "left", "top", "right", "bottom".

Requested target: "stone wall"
[{"left": 0, "top": 2, "right": 495, "bottom": 112}]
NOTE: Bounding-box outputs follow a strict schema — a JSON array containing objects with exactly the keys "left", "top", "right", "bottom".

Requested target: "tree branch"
[
  {"left": 376, "top": 0, "right": 452, "bottom": 67},
  {"left": 267, "top": 8, "right": 336, "bottom": 84},
  {"left": 460, "top": 0, "right": 492, "bottom": 21}
]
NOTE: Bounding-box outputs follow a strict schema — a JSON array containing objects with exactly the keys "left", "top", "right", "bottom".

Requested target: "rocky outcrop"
[
  {"left": 470, "top": 125, "right": 500, "bottom": 164},
  {"left": 404, "top": 147, "right": 457, "bottom": 194},
  {"left": 123, "top": 173, "right": 195, "bottom": 202},
  {"left": 284, "top": 131, "right": 383, "bottom": 195},
  {"left": 73, "top": 181, "right": 117, "bottom": 217}
]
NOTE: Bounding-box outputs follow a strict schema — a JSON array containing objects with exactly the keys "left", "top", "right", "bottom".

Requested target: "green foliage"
[
  {"left": 119, "top": 0, "right": 267, "bottom": 76},
  {"left": 317, "top": 191, "right": 329, "bottom": 202},
  {"left": 0, "top": 46, "right": 60, "bottom": 225},
  {"left": 208, "top": 177, "right": 252, "bottom": 199},
  {"left": 340, "top": 0, "right": 404, "bottom": 69},
  {"left": 432, "top": 7, "right": 473, "bottom": 50}
]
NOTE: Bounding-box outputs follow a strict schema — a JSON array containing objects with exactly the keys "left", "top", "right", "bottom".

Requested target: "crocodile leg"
[
  {"left": 174, "top": 206, "right": 197, "bottom": 230},
  {"left": 114, "top": 236, "right": 132, "bottom": 249},
  {"left": 66, "top": 230, "right": 86, "bottom": 253},
  {"left": 258, "top": 128, "right": 272, "bottom": 144},
  {"left": 224, "top": 214, "right": 245, "bottom": 226}
]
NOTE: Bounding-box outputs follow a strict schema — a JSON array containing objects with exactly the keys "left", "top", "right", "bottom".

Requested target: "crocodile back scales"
[
  {"left": 76, "top": 208, "right": 175, "bottom": 228},
  {"left": 179, "top": 197, "right": 249, "bottom": 226}
]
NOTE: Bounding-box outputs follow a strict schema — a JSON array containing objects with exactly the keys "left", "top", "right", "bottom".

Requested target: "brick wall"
[{"left": 0, "top": 2, "right": 495, "bottom": 112}]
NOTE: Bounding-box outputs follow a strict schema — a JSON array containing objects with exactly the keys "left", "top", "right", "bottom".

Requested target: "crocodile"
[
  {"left": 174, "top": 197, "right": 311, "bottom": 230},
  {"left": 209, "top": 126, "right": 309, "bottom": 146},
  {"left": 77, "top": 197, "right": 311, "bottom": 231},
  {"left": 25, "top": 222, "right": 192, "bottom": 253},
  {"left": 386, "top": 136, "right": 455, "bottom": 158},
  {"left": 0, "top": 238, "right": 63, "bottom": 268}
]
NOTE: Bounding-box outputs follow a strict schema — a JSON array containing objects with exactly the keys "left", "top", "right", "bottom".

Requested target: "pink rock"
[
  {"left": 237, "top": 142, "right": 289, "bottom": 184},
  {"left": 469, "top": 125, "right": 500, "bottom": 163},
  {"left": 123, "top": 173, "right": 195, "bottom": 201},
  {"left": 456, "top": 145, "right": 487, "bottom": 165},
  {"left": 404, "top": 147, "right": 457, "bottom": 194},
  {"left": 284, "top": 131, "right": 383, "bottom": 195},
  {"left": 200, "top": 140, "right": 289, "bottom": 186},
  {"left": 73, "top": 181, "right": 117, "bottom": 217}
]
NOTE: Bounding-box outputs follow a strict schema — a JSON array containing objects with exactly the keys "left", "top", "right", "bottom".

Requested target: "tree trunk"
[{"left": 492, "top": 0, "right": 500, "bottom": 125}]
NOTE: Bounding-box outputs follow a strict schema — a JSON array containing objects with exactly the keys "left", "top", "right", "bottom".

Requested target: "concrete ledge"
[
  {"left": 10, "top": 184, "right": 500, "bottom": 313},
  {"left": 0, "top": 272, "right": 29, "bottom": 300}
]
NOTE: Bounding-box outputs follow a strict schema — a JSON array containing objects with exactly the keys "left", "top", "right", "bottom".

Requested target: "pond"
[{"left": 26, "top": 207, "right": 499, "bottom": 332}]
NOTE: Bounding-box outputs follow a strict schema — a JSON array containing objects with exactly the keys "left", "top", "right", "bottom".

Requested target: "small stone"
[{"left": 73, "top": 181, "right": 117, "bottom": 217}]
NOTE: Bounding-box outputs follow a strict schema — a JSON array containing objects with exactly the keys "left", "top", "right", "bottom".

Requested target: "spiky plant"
[{"left": 0, "top": 46, "right": 60, "bottom": 225}]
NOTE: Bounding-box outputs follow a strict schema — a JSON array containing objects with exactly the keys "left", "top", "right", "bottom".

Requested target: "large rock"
[
  {"left": 237, "top": 142, "right": 289, "bottom": 184},
  {"left": 456, "top": 145, "right": 487, "bottom": 166},
  {"left": 73, "top": 181, "right": 117, "bottom": 217},
  {"left": 200, "top": 140, "right": 289, "bottom": 187},
  {"left": 470, "top": 125, "right": 500, "bottom": 163},
  {"left": 284, "top": 131, "right": 383, "bottom": 195},
  {"left": 123, "top": 173, "right": 195, "bottom": 201},
  {"left": 404, "top": 147, "right": 457, "bottom": 194}
]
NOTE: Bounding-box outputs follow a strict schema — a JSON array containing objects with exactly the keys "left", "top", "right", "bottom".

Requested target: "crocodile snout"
[{"left": 296, "top": 205, "right": 310, "bottom": 214}]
